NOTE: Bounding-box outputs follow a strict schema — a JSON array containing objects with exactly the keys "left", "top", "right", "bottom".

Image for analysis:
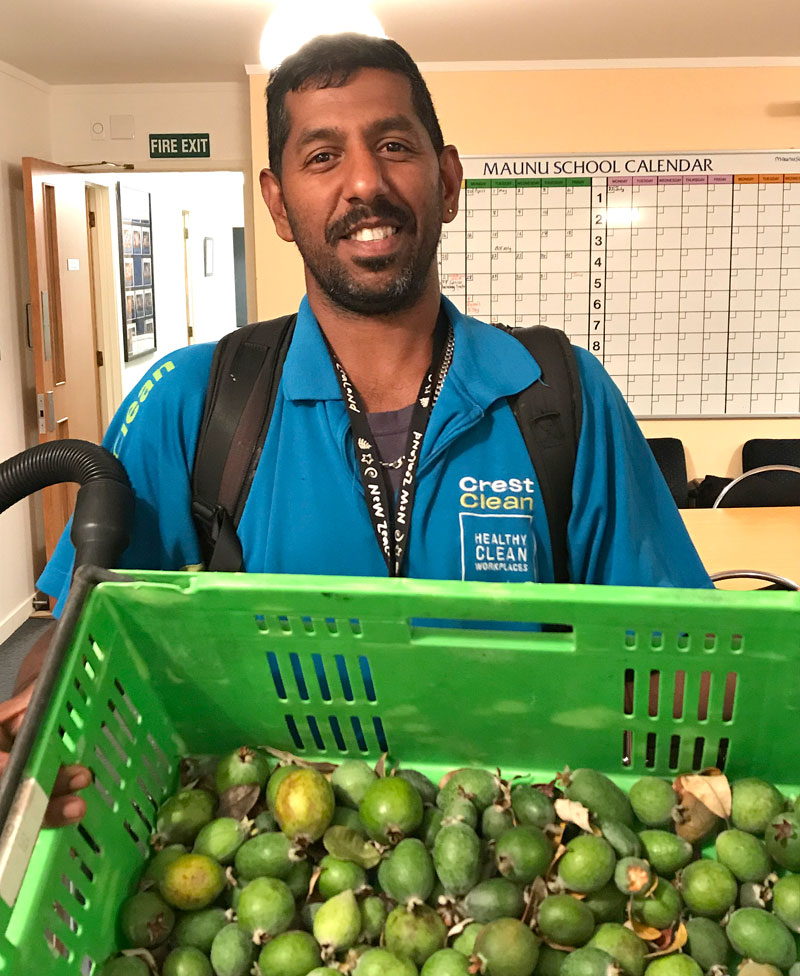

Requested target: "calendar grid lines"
[{"left": 439, "top": 153, "right": 800, "bottom": 418}]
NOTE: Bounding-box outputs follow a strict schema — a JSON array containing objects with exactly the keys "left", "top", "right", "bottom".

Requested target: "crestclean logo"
[
  {"left": 458, "top": 475, "right": 535, "bottom": 512},
  {"left": 457, "top": 474, "right": 537, "bottom": 582}
]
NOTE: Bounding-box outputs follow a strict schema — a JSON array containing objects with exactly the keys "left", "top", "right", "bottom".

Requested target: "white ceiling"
[{"left": 2, "top": 0, "right": 800, "bottom": 86}]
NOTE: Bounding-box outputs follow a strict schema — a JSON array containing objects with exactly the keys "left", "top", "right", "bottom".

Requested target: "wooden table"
[{"left": 681, "top": 506, "right": 800, "bottom": 588}]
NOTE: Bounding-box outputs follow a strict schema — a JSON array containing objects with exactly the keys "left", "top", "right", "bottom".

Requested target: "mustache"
[{"left": 326, "top": 198, "right": 413, "bottom": 245}]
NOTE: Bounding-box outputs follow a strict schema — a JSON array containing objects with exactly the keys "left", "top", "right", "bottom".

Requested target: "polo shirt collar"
[{"left": 280, "top": 294, "right": 542, "bottom": 409}]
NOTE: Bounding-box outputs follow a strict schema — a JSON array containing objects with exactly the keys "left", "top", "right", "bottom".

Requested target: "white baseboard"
[{"left": 0, "top": 595, "right": 34, "bottom": 646}]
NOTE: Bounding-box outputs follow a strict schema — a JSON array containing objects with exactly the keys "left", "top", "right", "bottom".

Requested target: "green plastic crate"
[{"left": 0, "top": 569, "right": 798, "bottom": 973}]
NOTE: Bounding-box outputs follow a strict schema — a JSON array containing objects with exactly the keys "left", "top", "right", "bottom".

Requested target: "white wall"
[
  {"left": 0, "top": 62, "right": 52, "bottom": 641},
  {"left": 50, "top": 82, "right": 249, "bottom": 171}
]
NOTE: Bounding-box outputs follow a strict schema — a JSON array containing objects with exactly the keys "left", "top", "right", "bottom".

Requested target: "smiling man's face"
[{"left": 261, "top": 68, "right": 461, "bottom": 316}]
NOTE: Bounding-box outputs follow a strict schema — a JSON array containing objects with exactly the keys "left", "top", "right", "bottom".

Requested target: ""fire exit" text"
[{"left": 149, "top": 133, "right": 211, "bottom": 159}]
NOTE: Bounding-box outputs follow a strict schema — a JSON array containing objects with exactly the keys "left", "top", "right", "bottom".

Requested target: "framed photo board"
[{"left": 117, "top": 184, "right": 157, "bottom": 361}]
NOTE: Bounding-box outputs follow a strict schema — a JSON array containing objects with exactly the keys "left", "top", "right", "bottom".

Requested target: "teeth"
[{"left": 350, "top": 226, "right": 396, "bottom": 242}]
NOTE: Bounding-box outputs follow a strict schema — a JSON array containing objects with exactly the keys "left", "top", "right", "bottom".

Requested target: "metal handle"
[
  {"left": 24, "top": 303, "right": 32, "bottom": 350},
  {"left": 710, "top": 569, "right": 799, "bottom": 591},
  {"left": 712, "top": 464, "right": 800, "bottom": 508}
]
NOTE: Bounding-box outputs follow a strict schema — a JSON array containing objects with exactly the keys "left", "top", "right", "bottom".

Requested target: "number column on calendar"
[
  {"left": 628, "top": 176, "right": 657, "bottom": 415},
  {"left": 539, "top": 179, "right": 567, "bottom": 330},
  {"left": 728, "top": 175, "right": 759, "bottom": 414},
  {"left": 514, "top": 180, "right": 541, "bottom": 326},
  {"left": 650, "top": 176, "right": 682, "bottom": 416},
  {"left": 439, "top": 183, "right": 467, "bottom": 314},
  {"left": 464, "top": 180, "right": 492, "bottom": 320},
  {"left": 605, "top": 178, "right": 633, "bottom": 398},
  {"left": 778, "top": 174, "right": 800, "bottom": 412},
  {"left": 589, "top": 177, "right": 607, "bottom": 369},
  {"left": 490, "top": 181, "right": 517, "bottom": 323},
  {"left": 701, "top": 175, "right": 733, "bottom": 415},
  {"left": 563, "top": 178, "right": 591, "bottom": 350},
  {"left": 675, "top": 175, "right": 709, "bottom": 416},
  {"left": 749, "top": 175, "right": 784, "bottom": 413}
]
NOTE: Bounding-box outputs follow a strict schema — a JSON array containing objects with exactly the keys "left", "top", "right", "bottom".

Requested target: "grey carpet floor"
[{"left": 0, "top": 617, "right": 52, "bottom": 701}]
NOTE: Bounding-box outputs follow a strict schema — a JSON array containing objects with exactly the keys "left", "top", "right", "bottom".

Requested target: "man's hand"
[{"left": 0, "top": 683, "right": 92, "bottom": 828}]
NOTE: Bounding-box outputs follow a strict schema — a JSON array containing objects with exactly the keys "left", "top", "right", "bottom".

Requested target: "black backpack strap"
[
  {"left": 500, "top": 325, "right": 583, "bottom": 584},
  {"left": 191, "top": 315, "right": 297, "bottom": 571}
]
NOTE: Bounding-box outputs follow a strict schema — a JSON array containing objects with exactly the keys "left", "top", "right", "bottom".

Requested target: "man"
[{"left": 7, "top": 33, "right": 711, "bottom": 825}]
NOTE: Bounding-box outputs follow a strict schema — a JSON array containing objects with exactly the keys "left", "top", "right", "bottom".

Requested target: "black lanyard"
[{"left": 325, "top": 315, "right": 453, "bottom": 577}]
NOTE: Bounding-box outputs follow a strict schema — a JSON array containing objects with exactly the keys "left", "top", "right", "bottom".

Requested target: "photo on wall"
[{"left": 116, "top": 184, "right": 157, "bottom": 361}]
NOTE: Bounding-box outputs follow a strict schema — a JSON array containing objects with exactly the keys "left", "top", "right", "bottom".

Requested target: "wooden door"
[{"left": 23, "top": 158, "right": 103, "bottom": 559}]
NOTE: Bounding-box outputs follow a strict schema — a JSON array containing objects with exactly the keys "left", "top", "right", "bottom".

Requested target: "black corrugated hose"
[{"left": 0, "top": 439, "right": 134, "bottom": 571}]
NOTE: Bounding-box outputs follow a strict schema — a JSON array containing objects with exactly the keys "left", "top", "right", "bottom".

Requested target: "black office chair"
[
  {"left": 712, "top": 464, "right": 800, "bottom": 508},
  {"left": 646, "top": 437, "right": 690, "bottom": 508},
  {"left": 742, "top": 438, "right": 800, "bottom": 472}
]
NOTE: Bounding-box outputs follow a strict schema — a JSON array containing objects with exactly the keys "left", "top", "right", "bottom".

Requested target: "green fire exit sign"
[{"left": 149, "top": 133, "right": 211, "bottom": 158}]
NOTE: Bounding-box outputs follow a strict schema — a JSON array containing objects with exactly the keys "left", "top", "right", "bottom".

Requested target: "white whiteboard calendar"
[{"left": 437, "top": 151, "right": 800, "bottom": 417}]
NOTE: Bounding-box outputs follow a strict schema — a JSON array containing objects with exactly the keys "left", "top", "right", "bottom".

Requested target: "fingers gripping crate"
[{"left": 0, "top": 570, "right": 798, "bottom": 973}]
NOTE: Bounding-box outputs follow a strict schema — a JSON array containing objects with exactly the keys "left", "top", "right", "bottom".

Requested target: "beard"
[{"left": 286, "top": 194, "right": 443, "bottom": 316}]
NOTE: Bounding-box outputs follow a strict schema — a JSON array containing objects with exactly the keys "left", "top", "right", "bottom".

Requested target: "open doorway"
[
  {"left": 100, "top": 170, "right": 246, "bottom": 396},
  {"left": 21, "top": 165, "right": 248, "bottom": 566}
]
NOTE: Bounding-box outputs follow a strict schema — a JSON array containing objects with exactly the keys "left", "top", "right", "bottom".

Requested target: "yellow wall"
[{"left": 248, "top": 65, "right": 800, "bottom": 479}]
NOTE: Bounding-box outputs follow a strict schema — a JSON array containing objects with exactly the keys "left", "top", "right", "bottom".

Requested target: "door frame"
[{"left": 85, "top": 183, "right": 123, "bottom": 427}]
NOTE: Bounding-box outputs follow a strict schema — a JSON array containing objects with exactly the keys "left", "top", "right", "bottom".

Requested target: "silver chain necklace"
[{"left": 377, "top": 323, "right": 454, "bottom": 469}]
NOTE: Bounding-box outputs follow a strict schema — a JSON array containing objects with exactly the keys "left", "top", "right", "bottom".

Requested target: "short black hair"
[{"left": 266, "top": 33, "right": 445, "bottom": 178}]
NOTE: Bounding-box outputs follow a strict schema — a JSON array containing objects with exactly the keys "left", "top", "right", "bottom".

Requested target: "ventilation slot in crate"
[
  {"left": 69, "top": 847, "right": 94, "bottom": 884},
  {"left": 123, "top": 819, "right": 148, "bottom": 857},
  {"left": 114, "top": 678, "right": 141, "bottom": 723},
  {"left": 108, "top": 698, "right": 135, "bottom": 743},
  {"left": 282, "top": 712, "right": 389, "bottom": 756},
  {"left": 267, "top": 652, "right": 378, "bottom": 706},
  {"left": 136, "top": 776, "right": 159, "bottom": 814},
  {"left": 61, "top": 873, "right": 87, "bottom": 909},
  {"left": 620, "top": 665, "right": 739, "bottom": 771},
  {"left": 77, "top": 824, "right": 101, "bottom": 856},
  {"left": 131, "top": 798, "right": 153, "bottom": 834},
  {"left": 43, "top": 929, "right": 69, "bottom": 961}
]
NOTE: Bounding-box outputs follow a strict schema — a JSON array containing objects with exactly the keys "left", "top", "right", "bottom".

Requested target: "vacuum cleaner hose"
[{"left": 0, "top": 439, "right": 134, "bottom": 570}]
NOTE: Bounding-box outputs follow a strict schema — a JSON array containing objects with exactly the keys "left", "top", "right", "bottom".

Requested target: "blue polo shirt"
[{"left": 38, "top": 296, "right": 711, "bottom": 613}]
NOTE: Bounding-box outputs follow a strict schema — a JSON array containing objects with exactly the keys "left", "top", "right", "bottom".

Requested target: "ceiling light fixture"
[{"left": 260, "top": 0, "right": 386, "bottom": 70}]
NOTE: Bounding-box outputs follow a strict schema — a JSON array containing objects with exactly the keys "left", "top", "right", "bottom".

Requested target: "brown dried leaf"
[
  {"left": 179, "top": 755, "right": 218, "bottom": 792},
  {"left": 447, "top": 917, "right": 475, "bottom": 938},
  {"left": 644, "top": 923, "right": 688, "bottom": 958},
  {"left": 673, "top": 793, "right": 720, "bottom": 844},
  {"left": 545, "top": 843, "right": 567, "bottom": 883},
  {"left": 374, "top": 753, "right": 388, "bottom": 778},
  {"left": 554, "top": 798, "right": 593, "bottom": 834},
  {"left": 120, "top": 949, "right": 158, "bottom": 973},
  {"left": 543, "top": 938, "right": 579, "bottom": 951},
  {"left": 522, "top": 876, "right": 548, "bottom": 926},
  {"left": 306, "top": 865, "right": 322, "bottom": 902},
  {"left": 179, "top": 757, "right": 201, "bottom": 786},
  {"left": 625, "top": 918, "right": 662, "bottom": 940},
  {"left": 218, "top": 784, "right": 260, "bottom": 820},
  {"left": 262, "top": 747, "right": 337, "bottom": 774},
  {"left": 675, "top": 769, "right": 731, "bottom": 819}
]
